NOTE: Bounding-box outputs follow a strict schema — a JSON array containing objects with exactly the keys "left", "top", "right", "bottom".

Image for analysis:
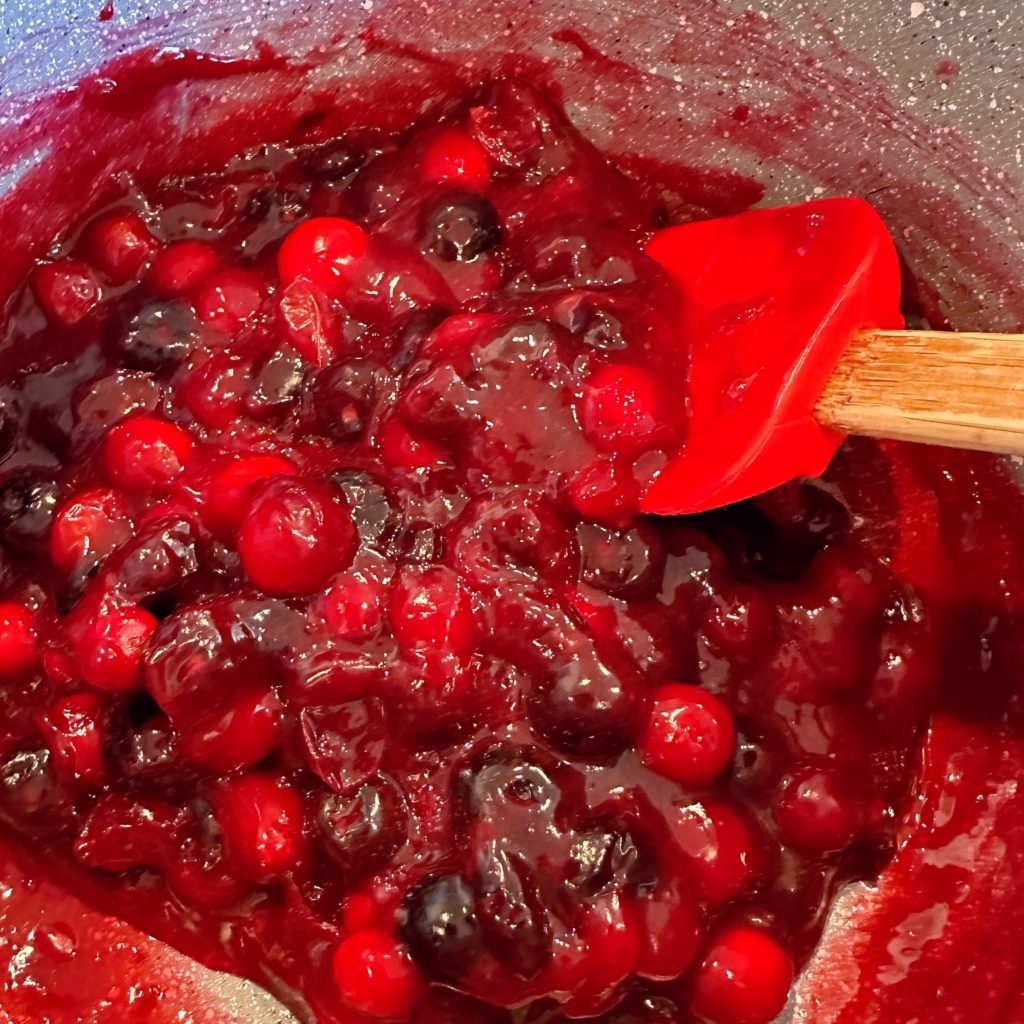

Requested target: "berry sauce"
[{"left": 0, "top": 76, "right": 1021, "bottom": 1024}]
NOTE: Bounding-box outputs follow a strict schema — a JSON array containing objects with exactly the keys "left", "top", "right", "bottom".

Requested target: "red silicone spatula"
[{"left": 641, "top": 197, "right": 1024, "bottom": 514}]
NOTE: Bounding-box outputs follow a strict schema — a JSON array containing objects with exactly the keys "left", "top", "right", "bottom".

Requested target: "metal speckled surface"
[{"left": 1, "top": 1, "right": 1023, "bottom": 1022}]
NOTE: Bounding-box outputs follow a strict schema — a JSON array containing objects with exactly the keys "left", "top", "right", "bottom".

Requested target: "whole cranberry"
[
  {"left": 203, "top": 455, "right": 295, "bottom": 533},
  {"left": 31, "top": 260, "right": 102, "bottom": 325},
  {"left": 277, "top": 217, "right": 369, "bottom": 295},
  {"left": 82, "top": 210, "right": 157, "bottom": 284},
  {"left": 104, "top": 415, "right": 194, "bottom": 492},
  {"left": 147, "top": 240, "right": 218, "bottom": 297},
  {"left": 194, "top": 267, "right": 266, "bottom": 337},
  {"left": 333, "top": 929, "right": 425, "bottom": 1020},
  {"left": 689, "top": 925, "right": 793, "bottom": 1024},
  {"left": 50, "top": 487, "right": 131, "bottom": 575},
  {"left": 420, "top": 129, "right": 490, "bottom": 190},
  {"left": 774, "top": 765, "right": 861, "bottom": 853},
  {"left": 38, "top": 690, "right": 109, "bottom": 787},
  {"left": 238, "top": 477, "right": 356, "bottom": 595},
  {"left": 390, "top": 565, "right": 477, "bottom": 658},
  {"left": 0, "top": 601, "right": 37, "bottom": 677},
  {"left": 211, "top": 772, "right": 306, "bottom": 883},
  {"left": 76, "top": 604, "right": 158, "bottom": 692},
  {"left": 640, "top": 684, "right": 737, "bottom": 788}
]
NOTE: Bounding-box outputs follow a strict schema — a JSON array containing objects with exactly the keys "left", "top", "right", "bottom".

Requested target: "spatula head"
[{"left": 641, "top": 198, "right": 904, "bottom": 514}]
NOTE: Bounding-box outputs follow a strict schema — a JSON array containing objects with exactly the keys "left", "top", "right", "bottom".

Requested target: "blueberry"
[
  {"left": 300, "top": 139, "right": 367, "bottom": 183},
  {"left": 0, "top": 473, "right": 60, "bottom": 543},
  {"left": 120, "top": 303, "right": 197, "bottom": 371},
  {"left": 420, "top": 190, "right": 502, "bottom": 262},
  {"left": 401, "top": 873, "right": 481, "bottom": 981}
]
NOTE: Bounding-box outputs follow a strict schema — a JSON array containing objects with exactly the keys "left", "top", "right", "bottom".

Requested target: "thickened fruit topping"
[{"left": 0, "top": 77, "right": 1013, "bottom": 1024}]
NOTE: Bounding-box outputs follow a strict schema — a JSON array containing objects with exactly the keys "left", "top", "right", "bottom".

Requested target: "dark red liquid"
[{"left": 0, "top": 72, "right": 1023, "bottom": 1024}]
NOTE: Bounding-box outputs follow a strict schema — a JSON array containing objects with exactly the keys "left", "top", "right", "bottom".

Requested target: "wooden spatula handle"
[{"left": 815, "top": 329, "right": 1024, "bottom": 455}]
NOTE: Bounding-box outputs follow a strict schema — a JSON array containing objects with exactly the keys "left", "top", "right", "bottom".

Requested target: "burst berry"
[
  {"left": 278, "top": 277, "right": 342, "bottom": 365},
  {"left": 82, "top": 210, "right": 157, "bottom": 284},
  {"left": 0, "top": 602, "right": 37, "bottom": 677},
  {"left": 194, "top": 268, "right": 267, "bottom": 336},
  {"left": 76, "top": 605, "right": 158, "bottom": 692},
  {"left": 640, "top": 684, "right": 736, "bottom": 787},
  {"left": 332, "top": 929, "right": 425, "bottom": 1019},
  {"left": 31, "top": 260, "right": 102, "bottom": 325},
  {"left": 277, "top": 217, "right": 369, "bottom": 295},
  {"left": 204, "top": 455, "right": 295, "bottom": 532},
  {"left": 689, "top": 926, "right": 793, "bottom": 1024},
  {"left": 104, "top": 416, "right": 194, "bottom": 491},
  {"left": 50, "top": 487, "right": 131, "bottom": 573},
  {"left": 39, "top": 691, "right": 108, "bottom": 787},
  {"left": 580, "top": 363, "right": 670, "bottom": 455},
  {"left": 148, "top": 240, "right": 218, "bottom": 296},
  {"left": 211, "top": 773, "right": 305, "bottom": 882},
  {"left": 238, "top": 477, "right": 356, "bottom": 595},
  {"left": 421, "top": 129, "right": 490, "bottom": 190}
]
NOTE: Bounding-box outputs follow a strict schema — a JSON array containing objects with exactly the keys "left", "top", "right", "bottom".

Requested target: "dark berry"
[{"left": 420, "top": 190, "right": 501, "bottom": 262}]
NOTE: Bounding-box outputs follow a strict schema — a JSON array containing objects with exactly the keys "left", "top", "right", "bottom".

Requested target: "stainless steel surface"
[{"left": 1, "top": 1, "right": 1022, "bottom": 1021}]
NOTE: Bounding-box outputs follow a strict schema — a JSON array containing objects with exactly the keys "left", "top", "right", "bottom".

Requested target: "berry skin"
[
  {"left": 194, "top": 268, "right": 267, "bottom": 336},
  {"left": 39, "top": 691, "right": 108, "bottom": 787},
  {"left": 689, "top": 926, "right": 793, "bottom": 1024},
  {"left": 82, "top": 210, "right": 157, "bottom": 284},
  {"left": 670, "top": 802, "right": 757, "bottom": 907},
  {"left": 278, "top": 277, "right": 342, "bottom": 366},
  {"left": 238, "top": 477, "right": 356, "bottom": 595},
  {"left": 420, "top": 129, "right": 490, "bottom": 191},
  {"left": 640, "top": 684, "right": 736, "bottom": 788},
  {"left": 579, "top": 363, "right": 670, "bottom": 455},
  {"left": 31, "top": 260, "right": 102, "bottom": 325},
  {"left": 390, "top": 565, "right": 476, "bottom": 658},
  {"left": 211, "top": 773, "right": 306, "bottom": 883},
  {"left": 147, "top": 240, "right": 218, "bottom": 297},
  {"left": 0, "top": 602, "right": 37, "bottom": 677},
  {"left": 332, "top": 929, "right": 425, "bottom": 1019},
  {"left": 203, "top": 455, "right": 295, "bottom": 532},
  {"left": 277, "top": 217, "right": 369, "bottom": 295},
  {"left": 50, "top": 487, "right": 131, "bottom": 573},
  {"left": 76, "top": 605, "right": 158, "bottom": 692},
  {"left": 566, "top": 458, "right": 639, "bottom": 528},
  {"left": 104, "top": 416, "right": 194, "bottom": 491}
]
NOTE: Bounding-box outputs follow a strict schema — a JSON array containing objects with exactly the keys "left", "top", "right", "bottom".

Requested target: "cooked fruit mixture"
[{"left": 0, "top": 78, "right": 1000, "bottom": 1024}]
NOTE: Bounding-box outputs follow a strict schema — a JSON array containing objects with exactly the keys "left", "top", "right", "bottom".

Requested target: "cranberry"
[
  {"left": 38, "top": 690, "right": 108, "bottom": 787},
  {"left": 378, "top": 418, "right": 447, "bottom": 471},
  {"left": 194, "top": 267, "right": 267, "bottom": 336},
  {"left": 180, "top": 352, "right": 251, "bottom": 429},
  {"left": 318, "top": 775, "right": 408, "bottom": 875},
  {"left": 579, "top": 364, "right": 673, "bottom": 455},
  {"left": 50, "top": 487, "right": 131, "bottom": 574},
  {"left": 640, "top": 685, "right": 737, "bottom": 788},
  {"left": 420, "top": 130, "right": 490, "bottom": 190},
  {"left": 333, "top": 929, "right": 425, "bottom": 1020},
  {"left": 277, "top": 217, "right": 369, "bottom": 294},
  {"left": 73, "top": 792, "right": 183, "bottom": 871},
  {"left": 420, "top": 191, "right": 501, "bottom": 262},
  {"left": 238, "top": 477, "right": 356, "bottom": 595},
  {"left": 99, "top": 513, "right": 199, "bottom": 601},
  {"left": 0, "top": 473, "right": 61, "bottom": 543},
  {"left": 76, "top": 605, "right": 158, "bottom": 692},
  {"left": 278, "top": 277, "right": 342, "bottom": 365},
  {"left": 774, "top": 765, "right": 861, "bottom": 853},
  {"left": 75, "top": 370, "right": 162, "bottom": 431},
  {"left": 82, "top": 210, "right": 157, "bottom": 284},
  {"left": 211, "top": 773, "right": 306, "bottom": 882},
  {"left": 31, "top": 259, "right": 102, "bottom": 325},
  {"left": 670, "top": 802, "right": 758, "bottom": 907},
  {"left": 689, "top": 926, "right": 793, "bottom": 1024},
  {"left": 0, "top": 602, "right": 37, "bottom": 677},
  {"left": 104, "top": 415, "right": 194, "bottom": 491},
  {"left": 300, "top": 699, "right": 387, "bottom": 793},
  {"left": 147, "top": 240, "right": 218, "bottom": 296},
  {"left": 204, "top": 454, "right": 295, "bottom": 532},
  {"left": 320, "top": 571, "right": 385, "bottom": 640},
  {"left": 179, "top": 686, "right": 283, "bottom": 773},
  {"left": 390, "top": 565, "right": 477, "bottom": 658},
  {"left": 566, "top": 458, "right": 640, "bottom": 527}
]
